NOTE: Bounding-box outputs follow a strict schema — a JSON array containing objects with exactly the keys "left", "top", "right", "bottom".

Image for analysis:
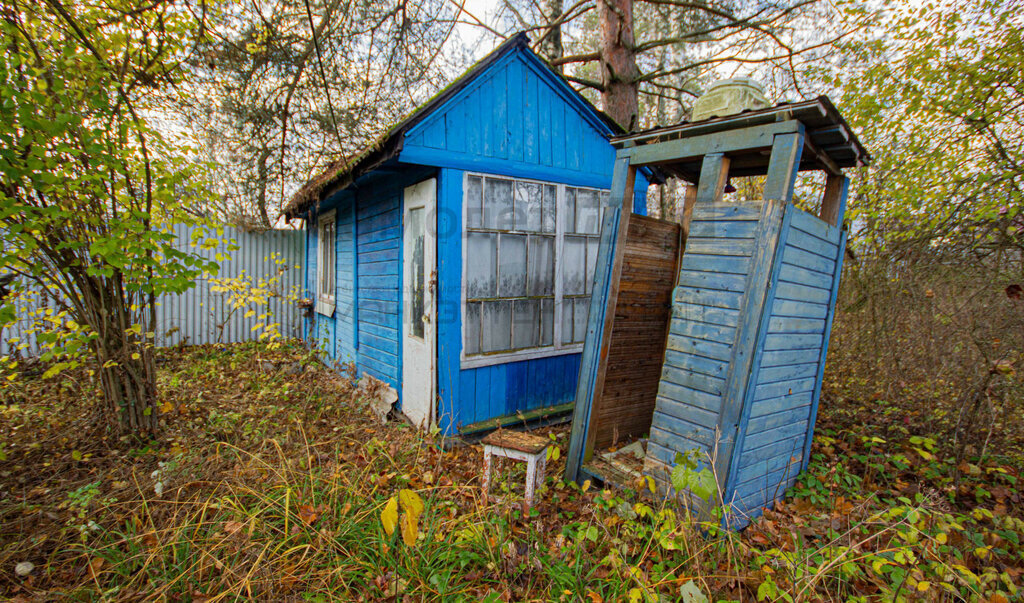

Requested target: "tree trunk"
[
  {"left": 540, "top": 0, "right": 564, "bottom": 71},
  {"left": 256, "top": 143, "right": 273, "bottom": 229},
  {"left": 79, "top": 271, "right": 161, "bottom": 435},
  {"left": 97, "top": 344, "right": 159, "bottom": 433},
  {"left": 598, "top": 0, "right": 640, "bottom": 131}
]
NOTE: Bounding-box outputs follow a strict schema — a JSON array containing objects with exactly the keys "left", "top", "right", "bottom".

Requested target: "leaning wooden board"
[{"left": 583, "top": 215, "right": 682, "bottom": 453}]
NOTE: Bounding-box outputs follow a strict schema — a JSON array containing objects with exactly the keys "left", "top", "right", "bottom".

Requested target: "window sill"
[
  {"left": 315, "top": 298, "right": 335, "bottom": 317},
  {"left": 460, "top": 344, "right": 583, "bottom": 370}
]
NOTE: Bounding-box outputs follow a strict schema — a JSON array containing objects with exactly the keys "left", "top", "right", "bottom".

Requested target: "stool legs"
[
  {"left": 524, "top": 453, "right": 546, "bottom": 511},
  {"left": 481, "top": 444, "right": 547, "bottom": 511},
  {"left": 482, "top": 445, "right": 493, "bottom": 500},
  {"left": 524, "top": 455, "right": 537, "bottom": 510}
]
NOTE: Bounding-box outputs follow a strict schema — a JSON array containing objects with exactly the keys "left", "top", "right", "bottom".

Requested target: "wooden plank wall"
[
  {"left": 336, "top": 199, "right": 356, "bottom": 363},
  {"left": 413, "top": 48, "right": 653, "bottom": 435},
  {"left": 644, "top": 202, "right": 764, "bottom": 484},
  {"left": 354, "top": 181, "right": 403, "bottom": 390},
  {"left": 585, "top": 215, "right": 681, "bottom": 450},
  {"left": 725, "top": 205, "right": 843, "bottom": 521},
  {"left": 401, "top": 49, "right": 647, "bottom": 215},
  {"left": 304, "top": 190, "right": 356, "bottom": 365}
]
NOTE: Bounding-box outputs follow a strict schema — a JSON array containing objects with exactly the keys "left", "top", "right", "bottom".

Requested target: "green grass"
[{"left": 1, "top": 341, "right": 1021, "bottom": 601}]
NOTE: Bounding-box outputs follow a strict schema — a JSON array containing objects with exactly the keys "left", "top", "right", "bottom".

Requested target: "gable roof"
[{"left": 283, "top": 33, "right": 631, "bottom": 219}]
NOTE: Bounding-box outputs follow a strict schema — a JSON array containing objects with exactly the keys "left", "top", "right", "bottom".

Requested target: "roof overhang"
[
  {"left": 283, "top": 33, "right": 665, "bottom": 220},
  {"left": 610, "top": 96, "right": 869, "bottom": 183}
]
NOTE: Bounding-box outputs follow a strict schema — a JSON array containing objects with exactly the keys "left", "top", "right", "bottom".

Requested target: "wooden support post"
[
  {"left": 566, "top": 157, "right": 634, "bottom": 483},
  {"left": 678, "top": 185, "right": 698, "bottom": 242},
  {"left": 818, "top": 174, "right": 849, "bottom": 227},
  {"left": 762, "top": 128, "right": 805, "bottom": 203},
  {"left": 582, "top": 163, "right": 635, "bottom": 461},
  {"left": 695, "top": 153, "right": 731, "bottom": 205}
]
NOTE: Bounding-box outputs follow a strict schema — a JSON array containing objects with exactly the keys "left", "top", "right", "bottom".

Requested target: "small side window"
[{"left": 315, "top": 210, "right": 336, "bottom": 316}]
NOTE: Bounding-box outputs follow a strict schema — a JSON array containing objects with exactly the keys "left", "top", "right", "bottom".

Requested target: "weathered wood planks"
[{"left": 584, "top": 214, "right": 682, "bottom": 451}]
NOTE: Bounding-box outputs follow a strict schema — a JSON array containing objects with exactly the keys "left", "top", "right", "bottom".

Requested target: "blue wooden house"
[{"left": 282, "top": 34, "right": 650, "bottom": 435}]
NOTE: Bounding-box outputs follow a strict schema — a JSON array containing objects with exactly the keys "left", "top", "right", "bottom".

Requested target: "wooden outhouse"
[
  {"left": 282, "top": 35, "right": 652, "bottom": 436},
  {"left": 565, "top": 98, "right": 869, "bottom": 527}
]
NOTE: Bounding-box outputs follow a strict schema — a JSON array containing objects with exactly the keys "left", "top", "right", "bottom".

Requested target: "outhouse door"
[{"left": 402, "top": 178, "right": 437, "bottom": 428}]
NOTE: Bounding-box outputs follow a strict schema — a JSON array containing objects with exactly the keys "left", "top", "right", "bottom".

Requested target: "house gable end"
[{"left": 401, "top": 48, "right": 618, "bottom": 178}]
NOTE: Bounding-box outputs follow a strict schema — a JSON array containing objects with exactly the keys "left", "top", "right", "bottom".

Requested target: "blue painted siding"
[
  {"left": 354, "top": 179, "right": 403, "bottom": 389},
  {"left": 646, "top": 202, "right": 763, "bottom": 480},
  {"left": 305, "top": 167, "right": 435, "bottom": 395},
  {"left": 725, "top": 207, "right": 843, "bottom": 521},
  {"left": 303, "top": 44, "right": 651, "bottom": 431},
  {"left": 436, "top": 168, "right": 585, "bottom": 434},
  {"left": 644, "top": 201, "right": 845, "bottom": 528},
  {"left": 336, "top": 196, "right": 356, "bottom": 363},
  {"left": 420, "top": 49, "right": 650, "bottom": 434},
  {"left": 302, "top": 191, "right": 356, "bottom": 365},
  {"left": 401, "top": 49, "right": 649, "bottom": 212}
]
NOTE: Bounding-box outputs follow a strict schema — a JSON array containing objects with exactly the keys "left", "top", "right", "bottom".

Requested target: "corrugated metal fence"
[{"left": 1, "top": 223, "right": 305, "bottom": 356}]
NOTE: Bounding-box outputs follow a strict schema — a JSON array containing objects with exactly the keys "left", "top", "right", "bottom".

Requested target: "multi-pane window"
[
  {"left": 462, "top": 173, "right": 608, "bottom": 366},
  {"left": 561, "top": 187, "right": 605, "bottom": 345},
  {"left": 315, "top": 210, "right": 336, "bottom": 316}
]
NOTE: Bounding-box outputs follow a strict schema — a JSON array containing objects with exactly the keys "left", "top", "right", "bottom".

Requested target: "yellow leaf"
[
  {"left": 917, "top": 581, "right": 930, "bottom": 592},
  {"left": 160, "top": 402, "right": 174, "bottom": 413},
  {"left": 935, "top": 532, "right": 948, "bottom": 544},
  {"left": 399, "top": 489, "right": 423, "bottom": 517},
  {"left": 131, "top": 352, "right": 141, "bottom": 360},
  {"left": 581, "top": 479, "right": 591, "bottom": 492},
  {"left": 401, "top": 509, "right": 419, "bottom": 546},
  {"left": 381, "top": 497, "right": 398, "bottom": 536},
  {"left": 244, "top": 310, "right": 256, "bottom": 318}
]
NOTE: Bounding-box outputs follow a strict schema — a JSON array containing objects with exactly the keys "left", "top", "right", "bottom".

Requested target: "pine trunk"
[
  {"left": 540, "top": 0, "right": 564, "bottom": 70},
  {"left": 599, "top": 0, "right": 640, "bottom": 131}
]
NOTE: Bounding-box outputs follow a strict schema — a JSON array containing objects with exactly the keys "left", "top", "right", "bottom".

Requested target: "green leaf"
[{"left": 678, "top": 580, "right": 709, "bottom": 603}]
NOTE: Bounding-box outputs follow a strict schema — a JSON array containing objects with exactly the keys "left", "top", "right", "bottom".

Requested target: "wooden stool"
[{"left": 481, "top": 430, "right": 549, "bottom": 510}]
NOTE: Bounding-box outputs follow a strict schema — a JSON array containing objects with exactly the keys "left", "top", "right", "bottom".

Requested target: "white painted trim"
[
  {"left": 315, "top": 209, "right": 337, "bottom": 317},
  {"left": 459, "top": 171, "right": 606, "bottom": 369},
  {"left": 402, "top": 179, "right": 437, "bottom": 430},
  {"left": 460, "top": 343, "right": 584, "bottom": 370}
]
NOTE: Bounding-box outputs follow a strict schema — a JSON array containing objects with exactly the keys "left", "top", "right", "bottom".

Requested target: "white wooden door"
[{"left": 401, "top": 178, "right": 437, "bottom": 428}]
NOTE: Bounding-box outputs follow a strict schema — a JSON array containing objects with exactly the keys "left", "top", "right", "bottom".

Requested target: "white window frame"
[
  {"left": 315, "top": 209, "right": 336, "bottom": 316},
  {"left": 460, "top": 172, "right": 607, "bottom": 369}
]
